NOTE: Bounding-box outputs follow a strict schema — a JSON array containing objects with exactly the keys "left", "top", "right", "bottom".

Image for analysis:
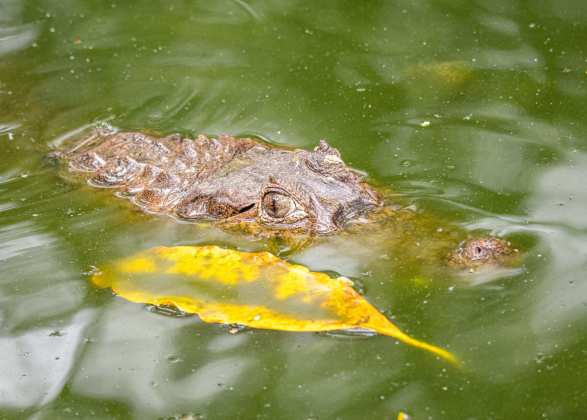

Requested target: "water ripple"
[{"left": 0, "top": 23, "right": 38, "bottom": 56}]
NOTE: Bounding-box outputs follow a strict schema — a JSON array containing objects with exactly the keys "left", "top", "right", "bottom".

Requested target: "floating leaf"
[
  {"left": 397, "top": 411, "right": 412, "bottom": 420},
  {"left": 92, "top": 245, "right": 458, "bottom": 365}
]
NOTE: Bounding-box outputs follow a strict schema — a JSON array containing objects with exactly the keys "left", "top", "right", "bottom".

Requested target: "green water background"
[{"left": 1, "top": 0, "right": 587, "bottom": 418}]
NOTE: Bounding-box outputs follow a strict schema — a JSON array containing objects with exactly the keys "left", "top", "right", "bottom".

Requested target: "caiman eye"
[{"left": 262, "top": 192, "right": 293, "bottom": 219}]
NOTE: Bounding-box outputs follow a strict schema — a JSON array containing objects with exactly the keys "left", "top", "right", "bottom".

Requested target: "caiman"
[{"left": 52, "top": 127, "right": 516, "bottom": 269}]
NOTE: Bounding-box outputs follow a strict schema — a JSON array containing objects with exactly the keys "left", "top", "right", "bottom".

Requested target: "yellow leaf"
[
  {"left": 397, "top": 411, "right": 412, "bottom": 420},
  {"left": 92, "top": 245, "right": 459, "bottom": 365}
]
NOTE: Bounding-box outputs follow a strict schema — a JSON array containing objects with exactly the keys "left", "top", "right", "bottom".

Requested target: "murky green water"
[{"left": 2, "top": 1, "right": 587, "bottom": 418}]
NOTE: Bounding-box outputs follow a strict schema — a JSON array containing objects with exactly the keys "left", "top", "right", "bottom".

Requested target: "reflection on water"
[
  {"left": 0, "top": 0, "right": 38, "bottom": 57},
  {"left": 70, "top": 302, "right": 255, "bottom": 415},
  {"left": 0, "top": 310, "right": 93, "bottom": 410},
  {"left": 521, "top": 153, "right": 587, "bottom": 353},
  {"left": 2, "top": 0, "right": 587, "bottom": 418},
  {"left": 0, "top": 218, "right": 92, "bottom": 411}
]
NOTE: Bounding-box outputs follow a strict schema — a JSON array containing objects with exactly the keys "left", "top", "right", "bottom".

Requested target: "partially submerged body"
[{"left": 53, "top": 128, "right": 517, "bottom": 269}]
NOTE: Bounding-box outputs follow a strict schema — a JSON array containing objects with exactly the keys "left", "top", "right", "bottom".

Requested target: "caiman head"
[
  {"left": 58, "top": 130, "right": 383, "bottom": 236},
  {"left": 174, "top": 139, "right": 383, "bottom": 234}
]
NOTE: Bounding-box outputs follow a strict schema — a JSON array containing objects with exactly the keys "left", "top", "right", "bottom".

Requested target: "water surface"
[{"left": 1, "top": 1, "right": 587, "bottom": 418}]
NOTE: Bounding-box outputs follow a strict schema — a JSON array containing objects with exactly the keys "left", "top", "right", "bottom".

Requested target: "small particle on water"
[
  {"left": 442, "top": 386, "right": 448, "bottom": 391},
  {"left": 420, "top": 120, "right": 431, "bottom": 127},
  {"left": 49, "top": 27, "right": 55, "bottom": 33},
  {"left": 400, "top": 159, "right": 412, "bottom": 167},
  {"left": 83, "top": 265, "right": 101, "bottom": 276},
  {"left": 167, "top": 355, "right": 182, "bottom": 363},
  {"left": 356, "top": 87, "right": 366, "bottom": 92},
  {"left": 20, "top": 173, "right": 28, "bottom": 178},
  {"left": 535, "top": 352, "right": 545, "bottom": 364},
  {"left": 448, "top": 286, "right": 455, "bottom": 292},
  {"left": 168, "top": 413, "right": 202, "bottom": 420},
  {"left": 49, "top": 330, "right": 64, "bottom": 337}
]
